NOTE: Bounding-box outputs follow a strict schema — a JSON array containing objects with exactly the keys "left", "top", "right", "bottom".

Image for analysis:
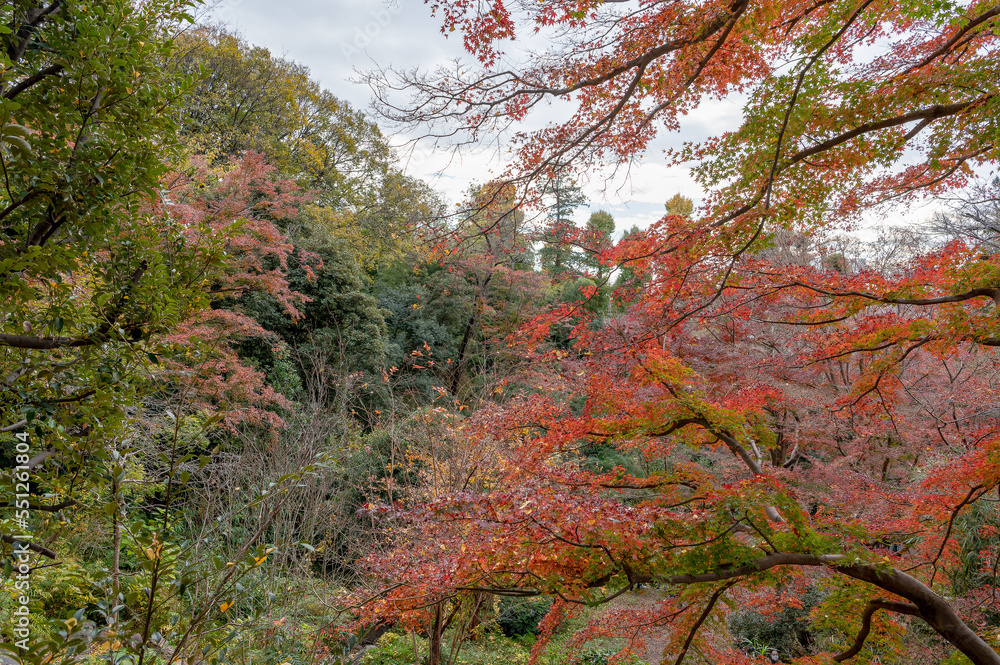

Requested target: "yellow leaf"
[{"left": 220, "top": 601, "right": 233, "bottom": 613}]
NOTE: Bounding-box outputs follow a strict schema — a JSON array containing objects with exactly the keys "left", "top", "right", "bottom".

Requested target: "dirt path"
[
  {"left": 588, "top": 588, "right": 676, "bottom": 664},
  {"left": 643, "top": 629, "right": 673, "bottom": 665}
]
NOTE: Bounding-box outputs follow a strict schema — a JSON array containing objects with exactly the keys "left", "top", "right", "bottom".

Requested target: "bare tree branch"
[{"left": 1, "top": 534, "right": 57, "bottom": 560}]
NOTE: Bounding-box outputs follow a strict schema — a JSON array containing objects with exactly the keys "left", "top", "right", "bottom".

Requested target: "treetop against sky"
[
  {"left": 210, "top": 0, "right": 741, "bottom": 230},
  {"left": 213, "top": 0, "right": 997, "bottom": 236}
]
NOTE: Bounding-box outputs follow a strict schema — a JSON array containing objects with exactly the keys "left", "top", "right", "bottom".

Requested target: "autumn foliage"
[
  {"left": 356, "top": 0, "right": 1000, "bottom": 663},
  {"left": 150, "top": 152, "right": 315, "bottom": 430},
  {"left": 5, "top": 1, "right": 1000, "bottom": 663}
]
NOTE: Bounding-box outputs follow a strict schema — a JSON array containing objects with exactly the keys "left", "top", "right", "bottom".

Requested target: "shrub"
[
  {"left": 728, "top": 588, "right": 824, "bottom": 659},
  {"left": 361, "top": 631, "right": 415, "bottom": 665},
  {"left": 570, "top": 647, "right": 646, "bottom": 665},
  {"left": 496, "top": 597, "right": 553, "bottom": 637}
]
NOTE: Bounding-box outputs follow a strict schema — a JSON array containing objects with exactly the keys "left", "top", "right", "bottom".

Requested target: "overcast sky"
[{"left": 204, "top": 0, "right": 743, "bottom": 232}]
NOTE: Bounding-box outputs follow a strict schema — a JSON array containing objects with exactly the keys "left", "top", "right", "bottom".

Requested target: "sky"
[{"left": 203, "top": 0, "right": 736, "bottom": 233}]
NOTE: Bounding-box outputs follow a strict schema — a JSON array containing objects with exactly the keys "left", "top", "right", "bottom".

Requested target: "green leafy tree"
[
  {"left": 611, "top": 224, "right": 645, "bottom": 308},
  {"left": 583, "top": 210, "right": 615, "bottom": 291},
  {"left": 375, "top": 262, "right": 480, "bottom": 401},
  {"left": 233, "top": 241, "right": 389, "bottom": 413},
  {"left": 538, "top": 172, "right": 587, "bottom": 276},
  {"left": 173, "top": 26, "right": 392, "bottom": 211},
  {"left": 0, "top": 0, "right": 201, "bottom": 553},
  {"left": 551, "top": 210, "right": 618, "bottom": 317},
  {"left": 460, "top": 181, "right": 532, "bottom": 269},
  {"left": 0, "top": 7, "right": 330, "bottom": 662},
  {"left": 0, "top": 1, "right": 288, "bottom": 662}
]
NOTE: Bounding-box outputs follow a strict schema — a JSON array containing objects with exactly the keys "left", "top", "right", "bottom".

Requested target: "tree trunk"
[
  {"left": 111, "top": 470, "right": 122, "bottom": 627},
  {"left": 450, "top": 274, "right": 492, "bottom": 396},
  {"left": 428, "top": 603, "right": 445, "bottom": 665},
  {"left": 467, "top": 592, "right": 489, "bottom": 634}
]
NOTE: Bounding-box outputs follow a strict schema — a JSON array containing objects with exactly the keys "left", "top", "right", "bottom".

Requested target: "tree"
[
  {"left": 370, "top": 0, "right": 997, "bottom": 223},
  {"left": 174, "top": 26, "right": 438, "bottom": 269},
  {"left": 174, "top": 26, "right": 393, "bottom": 211},
  {"left": 234, "top": 237, "right": 389, "bottom": 419},
  {"left": 582, "top": 210, "right": 616, "bottom": 280},
  {"left": 665, "top": 194, "right": 694, "bottom": 220},
  {"left": 358, "top": 1, "right": 1000, "bottom": 662},
  {"left": 458, "top": 181, "right": 532, "bottom": 268},
  {"left": 0, "top": 140, "right": 328, "bottom": 660},
  {"left": 373, "top": 182, "right": 545, "bottom": 402},
  {"left": 359, "top": 238, "right": 1000, "bottom": 663},
  {"left": 0, "top": 0, "right": 199, "bottom": 560},
  {"left": 153, "top": 151, "right": 317, "bottom": 428},
  {"left": 559, "top": 210, "right": 616, "bottom": 316},
  {"left": 538, "top": 172, "right": 587, "bottom": 276},
  {"left": 928, "top": 178, "right": 1000, "bottom": 254},
  {"left": 0, "top": 3, "right": 329, "bottom": 662},
  {"left": 0, "top": 0, "right": 197, "bottom": 360},
  {"left": 0, "top": 3, "right": 351, "bottom": 657}
]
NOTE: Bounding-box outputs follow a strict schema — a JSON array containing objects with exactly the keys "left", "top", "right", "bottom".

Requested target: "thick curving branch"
[
  {"left": 906, "top": 6, "right": 1000, "bottom": 73},
  {"left": 4, "top": 63, "right": 64, "bottom": 100},
  {"left": 0, "top": 332, "right": 96, "bottom": 349},
  {"left": 784, "top": 97, "right": 993, "bottom": 167},
  {"left": 0, "top": 260, "right": 148, "bottom": 350},
  {"left": 1, "top": 498, "right": 76, "bottom": 512},
  {"left": 660, "top": 554, "right": 1000, "bottom": 665},
  {"left": 835, "top": 561, "right": 1000, "bottom": 665},
  {"left": 833, "top": 598, "right": 920, "bottom": 662},
  {"left": 4, "top": 0, "right": 64, "bottom": 64},
  {"left": 475, "top": 553, "right": 998, "bottom": 664}
]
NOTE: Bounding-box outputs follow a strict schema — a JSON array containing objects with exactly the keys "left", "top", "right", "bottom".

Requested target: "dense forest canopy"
[{"left": 1, "top": 1, "right": 999, "bottom": 665}]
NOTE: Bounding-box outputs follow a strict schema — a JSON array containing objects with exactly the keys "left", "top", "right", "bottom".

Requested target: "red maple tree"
[
  {"left": 356, "top": 1, "right": 1000, "bottom": 663},
  {"left": 147, "top": 152, "right": 317, "bottom": 431}
]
